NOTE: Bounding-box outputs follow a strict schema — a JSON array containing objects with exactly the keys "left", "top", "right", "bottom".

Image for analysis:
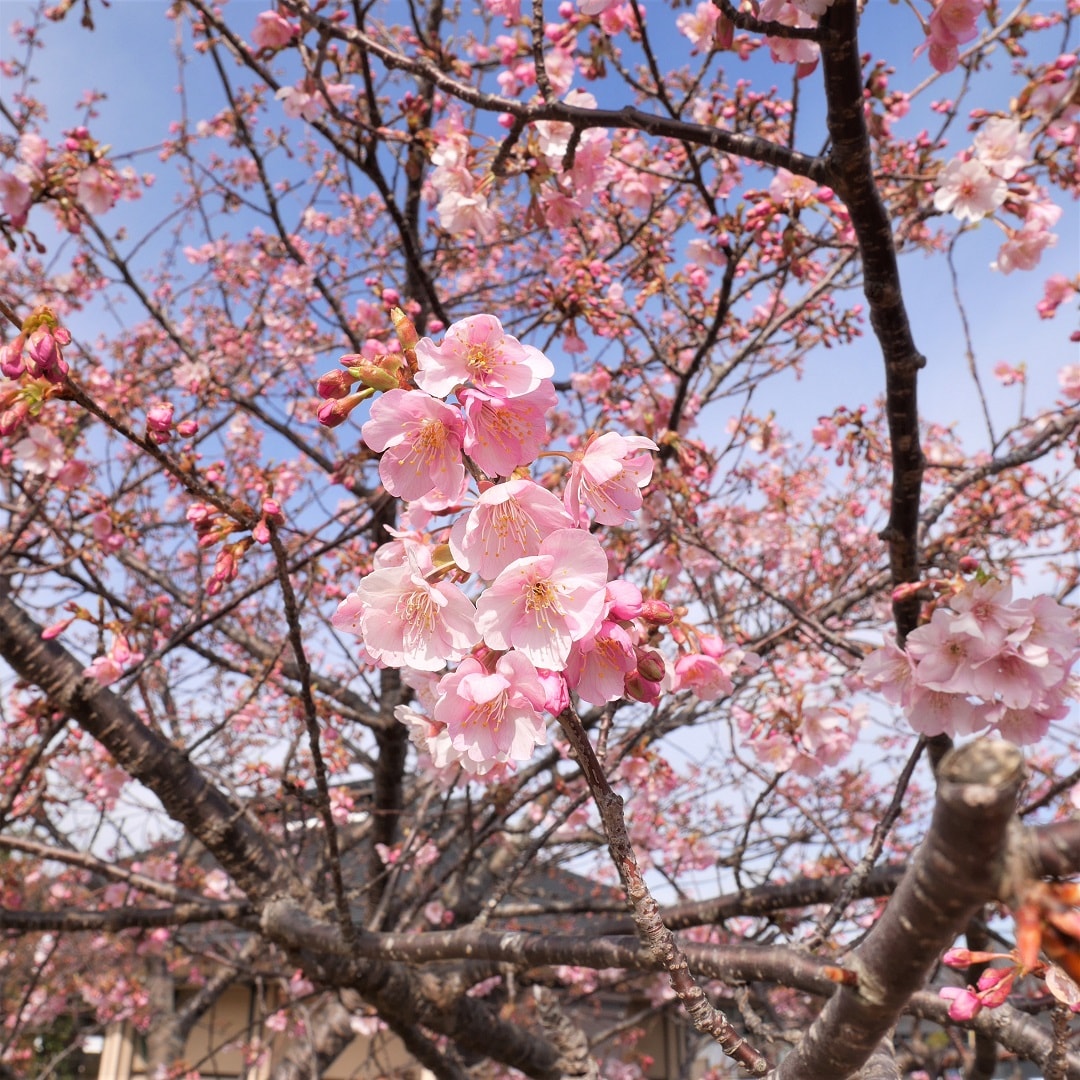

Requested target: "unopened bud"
[
  {"left": 316, "top": 389, "right": 373, "bottom": 428},
  {"left": 346, "top": 356, "right": 402, "bottom": 393},
  {"left": 317, "top": 369, "right": 356, "bottom": 399},
  {"left": 635, "top": 648, "right": 666, "bottom": 683},
  {"left": 390, "top": 306, "right": 419, "bottom": 352},
  {"left": 624, "top": 672, "right": 661, "bottom": 704},
  {"left": 641, "top": 599, "right": 675, "bottom": 624}
]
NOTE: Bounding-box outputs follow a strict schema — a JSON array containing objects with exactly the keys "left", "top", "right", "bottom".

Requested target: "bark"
[
  {"left": 819, "top": 0, "right": 926, "bottom": 642},
  {"left": 770, "top": 740, "right": 1025, "bottom": 1080}
]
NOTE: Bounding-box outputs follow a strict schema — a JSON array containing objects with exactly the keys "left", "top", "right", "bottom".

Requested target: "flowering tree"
[{"left": 0, "top": 0, "right": 1078, "bottom": 1076}]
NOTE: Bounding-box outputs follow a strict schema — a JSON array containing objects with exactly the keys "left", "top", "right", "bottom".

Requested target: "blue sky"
[{"left": 4, "top": 0, "right": 1073, "bottom": 450}]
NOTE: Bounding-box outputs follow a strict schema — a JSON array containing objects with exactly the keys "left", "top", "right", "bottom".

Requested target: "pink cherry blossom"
[
  {"left": 906, "top": 685, "right": 988, "bottom": 737},
  {"left": 435, "top": 187, "right": 498, "bottom": 241},
  {"left": 474, "top": 528, "right": 609, "bottom": 670},
  {"left": 76, "top": 166, "right": 117, "bottom": 216},
  {"left": 931, "top": 0, "right": 983, "bottom": 45},
  {"left": 0, "top": 170, "right": 32, "bottom": 225},
  {"left": 905, "top": 607, "right": 994, "bottom": 694},
  {"left": 992, "top": 221, "right": 1058, "bottom": 274},
  {"left": 12, "top": 427, "right": 66, "bottom": 478},
  {"left": 676, "top": 2, "right": 721, "bottom": 52},
  {"left": 933, "top": 158, "right": 1007, "bottom": 222},
  {"left": 146, "top": 402, "right": 175, "bottom": 444},
  {"left": 449, "top": 478, "right": 574, "bottom": 580},
  {"left": 1037, "top": 275, "right": 1075, "bottom": 320},
  {"left": 605, "top": 579, "right": 643, "bottom": 621},
  {"left": 435, "top": 653, "right": 548, "bottom": 764},
  {"left": 460, "top": 380, "right": 556, "bottom": 477},
  {"left": 251, "top": 10, "right": 298, "bottom": 51},
  {"left": 18, "top": 132, "right": 47, "bottom": 171},
  {"left": 565, "top": 620, "right": 638, "bottom": 705},
  {"left": 83, "top": 635, "right": 145, "bottom": 687},
  {"left": 332, "top": 544, "right": 478, "bottom": 671},
  {"left": 361, "top": 388, "right": 466, "bottom": 502},
  {"left": 1059, "top": 363, "right": 1080, "bottom": 399},
  {"left": 674, "top": 653, "right": 735, "bottom": 701},
  {"left": 564, "top": 431, "right": 659, "bottom": 526},
  {"left": 973, "top": 118, "right": 1030, "bottom": 180},
  {"left": 415, "top": 315, "right": 554, "bottom": 400}
]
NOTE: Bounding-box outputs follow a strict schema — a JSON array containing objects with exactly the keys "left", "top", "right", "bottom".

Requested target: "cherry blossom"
[
  {"left": 332, "top": 544, "right": 478, "bottom": 671},
  {"left": 434, "top": 653, "right": 548, "bottom": 763},
  {"left": 862, "top": 577, "right": 1079, "bottom": 742},
  {"left": 251, "top": 10, "right": 299, "bottom": 51},
  {"left": 12, "top": 426, "right": 66, "bottom": 477},
  {"left": 933, "top": 158, "right": 1007, "bottom": 222},
  {"left": 449, "top": 478, "right": 574, "bottom": 580},
  {"left": 992, "top": 221, "right": 1058, "bottom": 274},
  {"left": 460, "top": 380, "right": 557, "bottom": 478},
  {"left": 973, "top": 118, "right": 1030, "bottom": 180},
  {"left": 564, "top": 620, "right": 639, "bottom": 705},
  {"left": 0, "top": 170, "right": 32, "bottom": 225},
  {"left": 76, "top": 166, "right": 116, "bottom": 215},
  {"left": 361, "top": 389, "right": 466, "bottom": 502},
  {"left": 564, "top": 431, "right": 659, "bottom": 525},
  {"left": 414, "top": 314, "right": 555, "bottom": 399},
  {"left": 474, "top": 528, "right": 609, "bottom": 670}
]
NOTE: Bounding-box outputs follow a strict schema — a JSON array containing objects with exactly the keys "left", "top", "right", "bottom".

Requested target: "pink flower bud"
[
  {"left": 0, "top": 336, "right": 26, "bottom": 379},
  {"left": 624, "top": 672, "right": 662, "bottom": 704},
  {"left": 635, "top": 648, "right": 666, "bottom": 683},
  {"left": 176, "top": 419, "right": 199, "bottom": 438},
  {"left": 976, "top": 966, "right": 1016, "bottom": 1007},
  {"left": 641, "top": 599, "right": 675, "bottom": 624},
  {"left": 42, "top": 616, "right": 75, "bottom": 640},
  {"left": 940, "top": 986, "right": 983, "bottom": 1021},
  {"left": 146, "top": 402, "right": 175, "bottom": 444},
  {"left": 942, "top": 948, "right": 973, "bottom": 968},
  {"left": 317, "top": 393, "right": 366, "bottom": 428},
  {"left": 0, "top": 399, "right": 30, "bottom": 436},
  {"left": 317, "top": 369, "right": 356, "bottom": 399}
]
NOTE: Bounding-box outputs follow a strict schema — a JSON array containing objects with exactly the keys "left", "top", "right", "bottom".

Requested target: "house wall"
[{"left": 96, "top": 984, "right": 433, "bottom": 1080}]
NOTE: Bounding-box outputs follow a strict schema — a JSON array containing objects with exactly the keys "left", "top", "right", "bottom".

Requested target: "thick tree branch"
[
  {"left": 819, "top": 0, "right": 926, "bottom": 643},
  {"left": 770, "top": 739, "right": 1025, "bottom": 1080}
]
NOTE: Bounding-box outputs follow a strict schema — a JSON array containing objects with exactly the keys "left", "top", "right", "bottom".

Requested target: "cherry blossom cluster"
[
  {"left": 916, "top": 0, "right": 985, "bottom": 73},
  {"left": 933, "top": 114, "right": 1066, "bottom": 275},
  {"left": 0, "top": 127, "right": 122, "bottom": 233},
  {"left": 0, "top": 307, "right": 71, "bottom": 441},
  {"left": 860, "top": 576, "right": 1079, "bottom": 743},
  {"left": 321, "top": 311, "right": 754, "bottom": 775}
]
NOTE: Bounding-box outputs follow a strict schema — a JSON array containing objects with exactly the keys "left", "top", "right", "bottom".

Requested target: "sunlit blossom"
[{"left": 475, "top": 528, "right": 608, "bottom": 670}]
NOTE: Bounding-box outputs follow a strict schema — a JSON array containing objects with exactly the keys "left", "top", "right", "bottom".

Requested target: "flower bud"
[
  {"left": 317, "top": 369, "right": 356, "bottom": 399},
  {"left": 635, "top": 648, "right": 666, "bottom": 684},
  {"left": 641, "top": 599, "right": 675, "bottom": 624},
  {"left": 624, "top": 672, "right": 661, "bottom": 704},
  {"left": 1, "top": 335, "right": 26, "bottom": 379},
  {"left": 390, "top": 306, "right": 419, "bottom": 352},
  {"left": 346, "top": 357, "right": 402, "bottom": 393},
  {"left": 316, "top": 389, "right": 372, "bottom": 427}
]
